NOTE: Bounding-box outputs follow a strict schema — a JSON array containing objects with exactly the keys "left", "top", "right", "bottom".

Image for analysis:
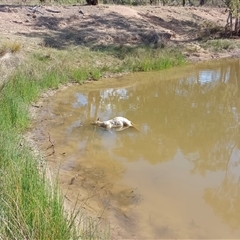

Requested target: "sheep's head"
[{"left": 91, "top": 117, "right": 100, "bottom": 125}]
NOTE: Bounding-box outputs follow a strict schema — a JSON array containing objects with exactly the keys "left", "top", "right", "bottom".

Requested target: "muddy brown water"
[{"left": 31, "top": 58, "right": 240, "bottom": 239}]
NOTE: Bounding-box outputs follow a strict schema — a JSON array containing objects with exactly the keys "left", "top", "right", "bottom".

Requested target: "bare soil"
[{"left": 1, "top": 3, "right": 239, "bottom": 63}]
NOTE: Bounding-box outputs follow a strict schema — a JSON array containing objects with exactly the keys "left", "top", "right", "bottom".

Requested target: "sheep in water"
[{"left": 91, "top": 116, "right": 138, "bottom": 131}]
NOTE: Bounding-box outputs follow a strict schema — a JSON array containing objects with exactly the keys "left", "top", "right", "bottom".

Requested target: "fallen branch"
[
  {"left": 44, "top": 132, "right": 55, "bottom": 157},
  {"left": 46, "top": 8, "right": 61, "bottom": 13},
  {"left": 28, "top": 6, "right": 44, "bottom": 14},
  {"left": 69, "top": 173, "right": 80, "bottom": 185},
  {"left": 31, "top": 104, "right": 41, "bottom": 108}
]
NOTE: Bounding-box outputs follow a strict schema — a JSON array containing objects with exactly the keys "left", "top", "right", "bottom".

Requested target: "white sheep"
[{"left": 91, "top": 116, "right": 138, "bottom": 131}]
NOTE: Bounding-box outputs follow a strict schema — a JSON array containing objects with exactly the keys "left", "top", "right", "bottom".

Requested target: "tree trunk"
[
  {"left": 225, "top": 11, "right": 233, "bottom": 35},
  {"left": 235, "top": 16, "right": 240, "bottom": 35},
  {"left": 199, "top": 0, "right": 205, "bottom": 6},
  {"left": 182, "top": 0, "right": 185, "bottom": 6}
]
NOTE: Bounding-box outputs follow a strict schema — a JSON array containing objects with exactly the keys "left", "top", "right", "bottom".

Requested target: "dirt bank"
[{"left": 1, "top": 3, "right": 240, "bottom": 63}]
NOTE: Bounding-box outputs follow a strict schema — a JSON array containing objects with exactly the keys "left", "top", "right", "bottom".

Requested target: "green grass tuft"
[
  {"left": 121, "top": 48, "right": 185, "bottom": 72},
  {"left": 0, "top": 132, "right": 77, "bottom": 239},
  {"left": 70, "top": 68, "right": 91, "bottom": 83}
]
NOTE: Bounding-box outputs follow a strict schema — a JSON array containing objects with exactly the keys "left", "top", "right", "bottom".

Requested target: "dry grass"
[
  {"left": 0, "top": 41, "right": 21, "bottom": 56},
  {"left": 0, "top": 40, "right": 24, "bottom": 87}
]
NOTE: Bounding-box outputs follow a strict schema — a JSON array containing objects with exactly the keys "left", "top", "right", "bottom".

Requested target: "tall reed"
[{"left": 0, "top": 68, "right": 105, "bottom": 239}]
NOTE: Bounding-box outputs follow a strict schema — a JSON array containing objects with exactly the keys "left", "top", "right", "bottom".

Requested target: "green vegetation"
[
  {"left": 202, "top": 39, "right": 240, "bottom": 52},
  {"left": 123, "top": 49, "right": 185, "bottom": 72},
  {"left": 0, "top": 131, "right": 76, "bottom": 239},
  {"left": 0, "top": 38, "right": 185, "bottom": 239}
]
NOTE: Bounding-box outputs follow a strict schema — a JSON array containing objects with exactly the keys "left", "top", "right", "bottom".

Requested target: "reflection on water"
[{"left": 34, "top": 58, "right": 240, "bottom": 238}]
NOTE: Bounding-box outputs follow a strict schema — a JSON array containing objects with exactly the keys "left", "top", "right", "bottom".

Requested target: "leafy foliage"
[{"left": 224, "top": 0, "right": 240, "bottom": 35}]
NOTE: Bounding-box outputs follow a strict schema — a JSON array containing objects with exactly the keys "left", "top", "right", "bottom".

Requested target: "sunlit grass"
[
  {"left": 0, "top": 132, "right": 76, "bottom": 239},
  {"left": 202, "top": 39, "right": 239, "bottom": 52},
  {"left": 70, "top": 68, "right": 91, "bottom": 83},
  {"left": 0, "top": 132, "right": 106, "bottom": 240},
  {"left": 122, "top": 48, "right": 185, "bottom": 72},
  {"left": 41, "top": 70, "right": 68, "bottom": 89},
  {"left": 28, "top": 45, "right": 186, "bottom": 76}
]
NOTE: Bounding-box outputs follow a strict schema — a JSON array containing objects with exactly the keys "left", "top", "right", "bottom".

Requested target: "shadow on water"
[{"left": 32, "top": 58, "right": 240, "bottom": 238}]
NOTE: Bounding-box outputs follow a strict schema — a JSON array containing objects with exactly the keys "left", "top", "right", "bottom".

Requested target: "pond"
[{"left": 32, "top": 58, "right": 240, "bottom": 239}]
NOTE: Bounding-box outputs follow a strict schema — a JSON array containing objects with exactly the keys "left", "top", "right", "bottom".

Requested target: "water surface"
[{"left": 33, "top": 58, "right": 240, "bottom": 239}]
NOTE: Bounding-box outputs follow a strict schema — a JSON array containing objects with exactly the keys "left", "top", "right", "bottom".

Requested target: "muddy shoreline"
[{"left": 26, "top": 80, "right": 144, "bottom": 238}]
